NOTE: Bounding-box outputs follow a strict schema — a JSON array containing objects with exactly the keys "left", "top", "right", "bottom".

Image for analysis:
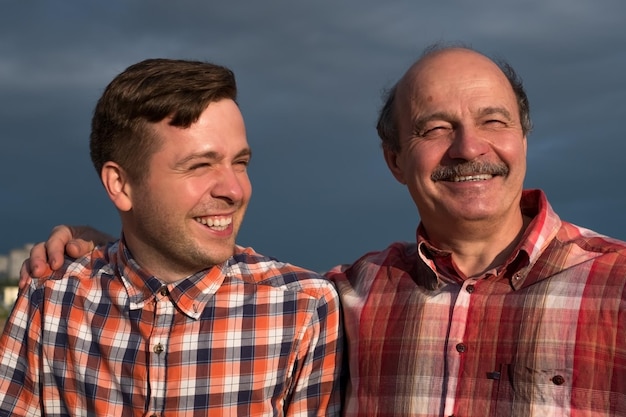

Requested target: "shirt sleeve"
[
  {"left": 0, "top": 284, "right": 43, "bottom": 416},
  {"left": 285, "top": 281, "right": 343, "bottom": 417}
]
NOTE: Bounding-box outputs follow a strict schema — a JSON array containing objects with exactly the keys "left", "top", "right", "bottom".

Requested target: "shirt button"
[
  {"left": 153, "top": 343, "right": 164, "bottom": 354},
  {"left": 456, "top": 343, "right": 467, "bottom": 353},
  {"left": 159, "top": 286, "right": 169, "bottom": 296},
  {"left": 466, "top": 284, "right": 475, "bottom": 293},
  {"left": 486, "top": 371, "right": 501, "bottom": 380},
  {"left": 552, "top": 375, "right": 565, "bottom": 385}
]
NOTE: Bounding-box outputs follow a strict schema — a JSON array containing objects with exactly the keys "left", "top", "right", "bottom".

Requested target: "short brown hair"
[{"left": 90, "top": 58, "right": 237, "bottom": 182}]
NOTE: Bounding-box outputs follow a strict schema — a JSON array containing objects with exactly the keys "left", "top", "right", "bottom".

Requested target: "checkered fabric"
[
  {"left": 329, "top": 189, "right": 626, "bottom": 417},
  {"left": 0, "top": 242, "right": 342, "bottom": 416}
]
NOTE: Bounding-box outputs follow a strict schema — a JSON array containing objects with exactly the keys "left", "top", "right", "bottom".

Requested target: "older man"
[{"left": 328, "top": 45, "right": 626, "bottom": 416}]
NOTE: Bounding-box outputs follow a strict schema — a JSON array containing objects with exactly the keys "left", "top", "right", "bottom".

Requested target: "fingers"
[
  {"left": 18, "top": 260, "right": 35, "bottom": 289},
  {"left": 76, "top": 225, "right": 116, "bottom": 247},
  {"left": 24, "top": 242, "right": 53, "bottom": 281},
  {"left": 65, "top": 224, "right": 112, "bottom": 258},
  {"left": 19, "top": 224, "right": 113, "bottom": 288},
  {"left": 65, "top": 239, "right": 95, "bottom": 259},
  {"left": 45, "top": 225, "right": 76, "bottom": 270}
]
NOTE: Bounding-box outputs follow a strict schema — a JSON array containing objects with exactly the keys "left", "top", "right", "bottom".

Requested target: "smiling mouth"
[
  {"left": 431, "top": 161, "right": 509, "bottom": 183},
  {"left": 194, "top": 216, "right": 233, "bottom": 231},
  {"left": 451, "top": 174, "right": 494, "bottom": 182}
]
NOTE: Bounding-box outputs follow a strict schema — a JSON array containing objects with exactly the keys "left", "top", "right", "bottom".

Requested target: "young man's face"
[
  {"left": 385, "top": 49, "right": 527, "bottom": 240},
  {"left": 125, "top": 98, "right": 252, "bottom": 281}
]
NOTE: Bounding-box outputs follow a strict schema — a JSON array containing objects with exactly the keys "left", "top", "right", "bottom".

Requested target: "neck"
[
  {"left": 121, "top": 233, "right": 219, "bottom": 284},
  {"left": 425, "top": 213, "right": 530, "bottom": 278}
]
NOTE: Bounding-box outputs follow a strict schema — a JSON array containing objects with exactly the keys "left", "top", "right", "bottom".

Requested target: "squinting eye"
[
  {"left": 419, "top": 126, "right": 450, "bottom": 138},
  {"left": 233, "top": 160, "right": 250, "bottom": 171},
  {"left": 190, "top": 163, "right": 210, "bottom": 170}
]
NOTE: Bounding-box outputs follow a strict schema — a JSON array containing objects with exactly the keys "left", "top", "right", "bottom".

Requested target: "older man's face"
[{"left": 385, "top": 48, "right": 527, "bottom": 240}]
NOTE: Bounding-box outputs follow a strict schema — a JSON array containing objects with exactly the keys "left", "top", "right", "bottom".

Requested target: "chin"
[{"left": 201, "top": 243, "right": 236, "bottom": 265}]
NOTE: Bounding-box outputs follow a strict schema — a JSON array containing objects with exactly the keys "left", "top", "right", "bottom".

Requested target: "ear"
[
  {"left": 101, "top": 162, "right": 133, "bottom": 212},
  {"left": 383, "top": 147, "right": 407, "bottom": 185}
]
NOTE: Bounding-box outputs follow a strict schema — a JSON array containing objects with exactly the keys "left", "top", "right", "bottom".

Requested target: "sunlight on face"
[
  {"left": 388, "top": 49, "right": 527, "bottom": 238},
  {"left": 124, "top": 99, "right": 252, "bottom": 282}
]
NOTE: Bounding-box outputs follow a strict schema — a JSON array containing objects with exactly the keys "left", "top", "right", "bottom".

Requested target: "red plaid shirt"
[
  {"left": 0, "top": 241, "right": 342, "bottom": 416},
  {"left": 329, "top": 189, "right": 626, "bottom": 416}
]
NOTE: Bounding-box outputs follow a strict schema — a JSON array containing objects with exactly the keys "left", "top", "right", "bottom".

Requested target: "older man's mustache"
[{"left": 431, "top": 161, "right": 509, "bottom": 182}]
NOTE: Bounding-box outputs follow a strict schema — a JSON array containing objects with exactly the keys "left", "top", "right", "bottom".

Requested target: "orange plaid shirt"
[
  {"left": 0, "top": 241, "right": 342, "bottom": 416},
  {"left": 329, "top": 189, "right": 626, "bottom": 417}
]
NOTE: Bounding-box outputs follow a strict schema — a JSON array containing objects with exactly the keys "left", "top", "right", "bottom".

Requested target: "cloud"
[{"left": 1, "top": 0, "right": 625, "bottom": 271}]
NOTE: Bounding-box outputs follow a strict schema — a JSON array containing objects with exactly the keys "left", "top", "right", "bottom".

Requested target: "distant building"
[
  {"left": 0, "top": 255, "right": 7, "bottom": 279},
  {"left": 8, "top": 244, "right": 33, "bottom": 280},
  {"left": 0, "top": 244, "right": 33, "bottom": 309},
  {"left": 0, "top": 286, "right": 18, "bottom": 309}
]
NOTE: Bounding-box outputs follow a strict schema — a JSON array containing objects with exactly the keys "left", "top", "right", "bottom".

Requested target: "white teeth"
[
  {"left": 452, "top": 174, "right": 493, "bottom": 182},
  {"left": 194, "top": 216, "right": 233, "bottom": 230}
]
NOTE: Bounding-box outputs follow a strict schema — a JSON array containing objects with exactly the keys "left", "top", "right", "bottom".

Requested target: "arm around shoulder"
[{"left": 287, "top": 280, "right": 343, "bottom": 416}]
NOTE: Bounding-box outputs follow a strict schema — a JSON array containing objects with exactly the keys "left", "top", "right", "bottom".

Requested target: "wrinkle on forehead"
[{"left": 395, "top": 48, "right": 517, "bottom": 118}]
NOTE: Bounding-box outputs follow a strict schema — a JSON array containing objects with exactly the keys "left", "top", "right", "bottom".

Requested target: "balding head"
[{"left": 377, "top": 45, "right": 531, "bottom": 153}]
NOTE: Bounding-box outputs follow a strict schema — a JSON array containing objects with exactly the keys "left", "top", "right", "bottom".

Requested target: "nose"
[
  {"left": 211, "top": 166, "right": 249, "bottom": 204},
  {"left": 447, "top": 124, "right": 490, "bottom": 161}
]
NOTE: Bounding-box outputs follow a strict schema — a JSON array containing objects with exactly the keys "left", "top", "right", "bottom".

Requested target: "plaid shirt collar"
[
  {"left": 111, "top": 238, "right": 249, "bottom": 319},
  {"left": 415, "top": 189, "right": 562, "bottom": 290}
]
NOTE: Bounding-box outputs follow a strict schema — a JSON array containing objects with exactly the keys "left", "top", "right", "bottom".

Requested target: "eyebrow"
[
  {"left": 175, "top": 148, "right": 252, "bottom": 168},
  {"left": 236, "top": 148, "right": 253, "bottom": 161},
  {"left": 477, "top": 106, "right": 513, "bottom": 120},
  {"left": 412, "top": 112, "right": 455, "bottom": 133},
  {"left": 413, "top": 106, "right": 514, "bottom": 131}
]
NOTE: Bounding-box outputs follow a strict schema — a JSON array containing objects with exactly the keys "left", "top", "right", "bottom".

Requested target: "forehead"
[
  {"left": 150, "top": 99, "right": 249, "bottom": 157},
  {"left": 397, "top": 49, "right": 518, "bottom": 114}
]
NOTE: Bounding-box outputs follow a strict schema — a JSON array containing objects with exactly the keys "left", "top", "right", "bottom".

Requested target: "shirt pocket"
[{"left": 492, "top": 363, "right": 573, "bottom": 417}]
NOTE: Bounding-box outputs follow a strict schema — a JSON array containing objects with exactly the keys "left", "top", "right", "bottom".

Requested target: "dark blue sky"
[{"left": 1, "top": 1, "right": 625, "bottom": 272}]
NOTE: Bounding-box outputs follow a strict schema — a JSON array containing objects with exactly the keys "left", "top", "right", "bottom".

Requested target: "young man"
[
  {"left": 1, "top": 59, "right": 342, "bottom": 416},
  {"left": 22, "top": 45, "right": 626, "bottom": 416}
]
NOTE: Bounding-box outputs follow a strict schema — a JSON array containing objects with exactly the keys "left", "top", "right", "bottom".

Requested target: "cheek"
[
  {"left": 499, "top": 133, "right": 526, "bottom": 157},
  {"left": 152, "top": 178, "right": 208, "bottom": 212},
  {"left": 183, "top": 176, "right": 214, "bottom": 194},
  {"left": 504, "top": 142, "right": 527, "bottom": 173},
  {"left": 402, "top": 149, "right": 438, "bottom": 182}
]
